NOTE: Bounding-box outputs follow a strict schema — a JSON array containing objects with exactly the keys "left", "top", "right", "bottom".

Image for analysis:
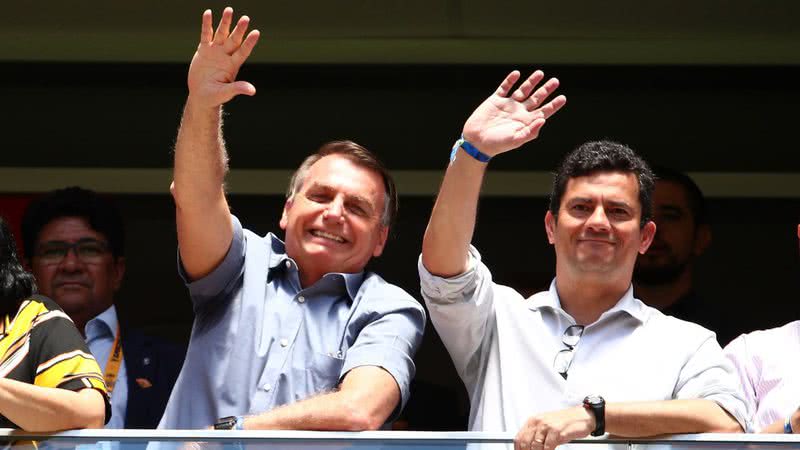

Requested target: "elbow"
[{"left": 339, "top": 403, "right": 384, "bottom": 431}]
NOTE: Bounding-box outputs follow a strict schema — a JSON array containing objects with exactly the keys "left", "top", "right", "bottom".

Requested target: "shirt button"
[
  {"left": 285, "top": 261, "right": 291, "bottom": 269},
  {"left": 263, "top": 383, "right": 272, "bottom": 392},
  {"left": 280, "top": 338, "right": 289, "bottom": 347},
  {"left": 297, "top": 296, "right": 305, "bottom": 303}
]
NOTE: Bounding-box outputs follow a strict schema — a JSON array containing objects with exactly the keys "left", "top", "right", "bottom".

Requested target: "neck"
[
  {"left": 634, "top": 269, "right": 693, "bottom": 310},
  {"left": 556, "top": 270, "right": 631, "bottom": 325}
]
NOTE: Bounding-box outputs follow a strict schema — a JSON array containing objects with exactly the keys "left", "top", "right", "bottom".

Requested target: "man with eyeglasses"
[
  {"left": 21, "top": 187, "right": 186, "bottom": 429},
  {"left": 420, "top": 71, "right": 747, "bottom": 449}
]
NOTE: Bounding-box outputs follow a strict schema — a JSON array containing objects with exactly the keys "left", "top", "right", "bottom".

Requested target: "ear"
[
  {"left": 112, "top": 256, "right": 126, "bottom": 292},
  {"left": 693, "top": 223, "right": 712, "bottom": 256},
  {"left": 544, "top": 211, "right": 556, "bottom": 244},
  {"left": 372, "top": 226, "right": 389, "bottom": 257},
  {"left": 639, "top": 220, "right": 657, "bottom": 254},
  {"left": 280, "top": 198, "right": 294, "bottom": 230}
]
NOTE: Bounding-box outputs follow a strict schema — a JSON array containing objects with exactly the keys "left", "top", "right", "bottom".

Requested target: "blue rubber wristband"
[
  {"left": 785, "top": 415, "right": 793, "bottom": 434},
  {"left": 235, "top": 416, "right": 245, "bottom": 431},
  {"left": 450, "top": 135, "right": 491, "bottom": 163}
]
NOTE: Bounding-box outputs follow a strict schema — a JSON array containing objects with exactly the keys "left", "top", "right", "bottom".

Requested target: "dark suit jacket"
[{"left": 120, "top": 326, "right": 186, "bottom": 429}]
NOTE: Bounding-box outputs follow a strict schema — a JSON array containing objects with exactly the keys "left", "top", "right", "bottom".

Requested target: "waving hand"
[
  {"left": 462, "top": 70, "right": 566, "bottom": 157},
  {"left": 188, "top": 7, "right": 260, "bottom": 109}
]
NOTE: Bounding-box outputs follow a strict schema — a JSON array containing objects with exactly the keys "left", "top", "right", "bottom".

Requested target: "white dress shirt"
[
  {"left": 85, "top": 305, "right": 128, "bottom": 429},
  {"left": 420, "top": 246, "right": 748, "bottom": 440},
  {"left": 724, "top": 320, "right": 800, "bottom": 432}
]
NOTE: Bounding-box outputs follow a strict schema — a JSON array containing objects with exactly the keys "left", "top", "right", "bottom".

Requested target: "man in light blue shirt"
[{"left": 159, "top": 7, "right": 425, "bottom": 430}]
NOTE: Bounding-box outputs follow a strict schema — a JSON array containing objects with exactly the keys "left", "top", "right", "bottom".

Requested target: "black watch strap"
[
  {"left": 583, "top": 395, "right": 606, "bottom": 437},
  {"left": 213, "top": 416, "right": 239, "bottom": 430}
]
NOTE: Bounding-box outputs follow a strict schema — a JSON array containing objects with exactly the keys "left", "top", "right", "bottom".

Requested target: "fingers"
[
  {"left": 495, "top": 70, "right": 522, "bottom": 97},
  {"left": 231, "top": 30, "right": 261, "bottom": 68},
  {"left": 526, "top": 77, "right": 561, "bottom": 112},
  {"left": 539, "top": 95, "right": 568, "bottom": 120},
  {"left": 200, "top": 10, "right": 213, "bottom": 44},
  {"left": 512, "top": 70, "right": 544, "bottom": 101},
  {"left": 213, "top": 7, "right": 234, "bottom": 45},
  {"left": 222, "top": 81, "right": 257, "bottom": 102},
  {"left": 226, "top": 15, "right": 251, "bottom": 51}
]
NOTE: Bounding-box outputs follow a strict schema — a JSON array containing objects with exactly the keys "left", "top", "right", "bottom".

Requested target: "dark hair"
[
  {"left": 651, "top": 166, "right": 707, "bottom": 225},
  {"left": 0, "top": 216, "right": 37, "bottom": 318},
  {"left": 549, "top": 140, "right": 655, "bottom": 227},
  {"left": 21, "top": 187, "right": 125, "bottom": 260},
  {"left": 287, "top": 140, "right": 398, "bottom": 228}
]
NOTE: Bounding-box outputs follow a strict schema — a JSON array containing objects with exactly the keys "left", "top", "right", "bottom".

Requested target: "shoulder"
[
  {"left": 728, "top": 320, "right": 800, "bottom": 351},
  {"left": 643, "top": 306, "right": 717, "bottom": 342},
  {"left": 358, "top": 272, "right": 425, "bottom": 312}
]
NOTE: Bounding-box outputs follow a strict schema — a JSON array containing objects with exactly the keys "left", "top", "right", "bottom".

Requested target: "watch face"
[
  {"left": 585, "top": 395, "right": 604, "bottom": 405},
  {"left": 214, "top": 417, "right": 236, "bottom": 430}
]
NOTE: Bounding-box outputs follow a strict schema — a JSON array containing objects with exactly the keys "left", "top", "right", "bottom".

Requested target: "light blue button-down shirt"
[
  {"left": 85, "top": 305, "right": 127, "bottom": 429},
  {"left": 159, "top": 216, "right": 425, "bottom": 429}
]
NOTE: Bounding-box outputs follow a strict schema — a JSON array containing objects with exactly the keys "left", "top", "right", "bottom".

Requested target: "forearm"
[
  {"left": 421, "top": 152, "right": 487, "bottom": 277},
  {"left": 0, "top": 379, "right": 105, "bottom": 431},
  {"left": 606, "top": 399, "right": 742, "bottom": 437},
  {"left": 172, "top": 99, "right": 234, "bottom": 279},
  {"left": 243, "top": 390, "right": 385, "bottom": 431}
]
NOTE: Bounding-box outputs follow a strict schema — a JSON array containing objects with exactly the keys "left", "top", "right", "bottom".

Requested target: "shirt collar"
[
  {"left": 265, "top": 233, "right": 364, "bottom": 301},
  {"left": 529, "top": 278, "right": 648, "bottom": 324},
  {"left": 85, "top": 304, "right": 118, "bottom": 340}
]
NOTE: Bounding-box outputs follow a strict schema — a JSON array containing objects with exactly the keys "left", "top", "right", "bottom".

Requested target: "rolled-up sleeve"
[
  {"left": 675, "top": 333, "right": 751, "bottom": 432},
  {"left": 418, "top": 245, "right": 496, "bottom": 384},
  {"left": 723, "top": 333, "right": 758, "bottom": 432},
  {"left": 341, "top": 280, "right": 426, "bottom": 419},
  {"left": 178, "top": 215, "right": 247, "bottom": 312}
]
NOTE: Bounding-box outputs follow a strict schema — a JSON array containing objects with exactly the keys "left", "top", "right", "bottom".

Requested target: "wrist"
[{"left": 450, "top": 135, "right": 491, "bottom": 164}]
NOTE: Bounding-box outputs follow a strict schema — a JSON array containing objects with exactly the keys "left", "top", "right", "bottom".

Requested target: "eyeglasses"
[
  {"left": 35, "top": 239, "right": 110, "bottom": 265},
  {"left": 553, "top": 324, "right": 585, "bottom": 380}
]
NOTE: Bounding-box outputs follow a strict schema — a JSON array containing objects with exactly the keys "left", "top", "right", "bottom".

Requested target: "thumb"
[{"left": 219, "top": 81, "right": 256, "bottom": 103}]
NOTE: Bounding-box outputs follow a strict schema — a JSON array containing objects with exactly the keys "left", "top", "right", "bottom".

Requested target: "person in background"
[
  {"left": 0, "top": 215, "right": 109, "bottom": 430},
  {"left": 633, "top": 167, "right": 733, "bottom": 344},
  {"left": 21, "top": 187, "right": 185, "bottom": 429}
]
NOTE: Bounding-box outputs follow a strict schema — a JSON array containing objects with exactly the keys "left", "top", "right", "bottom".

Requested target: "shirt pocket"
[{"left": 303, "top": 351, "right": 346, "bottom": 394}]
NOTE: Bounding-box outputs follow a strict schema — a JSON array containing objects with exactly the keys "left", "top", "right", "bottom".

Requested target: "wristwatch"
[
  {"left": 583, "top": 395, "right": 605, "bottom": 437},
  {"left": 213, "top": 415, "right": 244, "bottom": 430}
]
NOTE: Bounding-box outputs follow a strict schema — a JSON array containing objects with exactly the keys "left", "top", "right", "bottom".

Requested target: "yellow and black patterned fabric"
[{"left": 0, "top": 294, "right": 110, "bottom": 428}]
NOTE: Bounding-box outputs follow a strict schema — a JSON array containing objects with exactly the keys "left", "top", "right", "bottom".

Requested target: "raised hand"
[
  {"left": 187, "top": 7, "right": 261, "bottom": 109},
  {"left": 462, "top": 70, "right": 566, "bottom": 158}
]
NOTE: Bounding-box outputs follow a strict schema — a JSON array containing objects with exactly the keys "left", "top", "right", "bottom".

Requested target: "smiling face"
[
  {"left": 545, "top": 171, "right": 655, "bottom": 282},
  {"left": 280, "top": 154, "right": 389, "bottom": 286},
  {"left": 29, "top": 216, "right": 125, "bottom": 331}
]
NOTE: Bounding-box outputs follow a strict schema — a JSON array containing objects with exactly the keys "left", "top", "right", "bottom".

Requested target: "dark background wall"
[{"left": 2, "top": 0, "right": 799, "bottom": 430}]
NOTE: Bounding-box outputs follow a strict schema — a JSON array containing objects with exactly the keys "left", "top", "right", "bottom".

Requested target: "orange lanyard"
[{"left": 104, "top": 327, "right": 123, "bottom": 395}]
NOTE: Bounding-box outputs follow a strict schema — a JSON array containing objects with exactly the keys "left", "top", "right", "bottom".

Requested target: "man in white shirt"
[
  {"left": 723, "top": 223, "right": 800, "bottom": 434},
  {"left": 419, "top": 70, "right": 747, "bottom": 449}
]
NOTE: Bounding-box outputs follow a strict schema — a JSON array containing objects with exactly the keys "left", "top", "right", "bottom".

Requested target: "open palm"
[
  {"left": 463, "top": 70, "right": 566, "bottom": 157},
  {"left": 188, "top": 7, "right": 260, "bottom": 109}
]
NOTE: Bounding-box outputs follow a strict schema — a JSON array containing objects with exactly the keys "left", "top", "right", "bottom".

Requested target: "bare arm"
[
  {"left": 173, "top": 7, "right": 260, "bottom": 280},
  {"left": 421, "top": 70, "right": 566, "bottom": 277},
  {"left": 760, "top": 407, "right": 800, "bottom": 433},
  {"left": 0, "top": 379, "right": 105, "bottom": 431},
  {"left": 241, "top": 366, "right": 399, "bottom": 430},
  {"left": 515, "top": 399, "right": 741, "bottom": 450}
]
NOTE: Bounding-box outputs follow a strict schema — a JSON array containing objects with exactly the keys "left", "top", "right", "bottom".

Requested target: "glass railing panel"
[{"left": 1, "top": 430, "right": 799, "bottom": 450}]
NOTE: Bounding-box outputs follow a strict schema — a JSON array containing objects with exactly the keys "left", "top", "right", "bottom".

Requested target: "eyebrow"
[
  {"left": 307, "top": 182, "right": 376, "bottom": 213},
  {"left": 39, "top": 238, "right": 106, "bottom": 246}
]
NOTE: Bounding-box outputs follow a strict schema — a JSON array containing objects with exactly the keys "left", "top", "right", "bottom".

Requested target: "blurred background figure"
[
  {"left": 633, "top": 167, "right": 733, "bottom": 344},
  {"left": 0, "top": 215, "right": 109, "bottom": 430},
  {"left": 21, "top": 187, "right": 184, "bottom": 429}
]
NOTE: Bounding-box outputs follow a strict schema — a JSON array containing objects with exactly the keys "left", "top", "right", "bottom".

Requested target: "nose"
[
  {"left": 58, "top": 247, "right": 86, "bottom": 271},
  {"left": 323, "top": 197, "right": 345, "bottom": 223},
  {"left": 586, "top": 206, "right": 611, "bottom": 232}
]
